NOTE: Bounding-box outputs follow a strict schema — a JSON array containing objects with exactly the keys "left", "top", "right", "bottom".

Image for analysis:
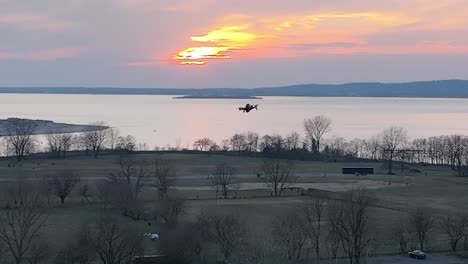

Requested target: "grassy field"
[{"left": 0, "top": 152, "right": 466, "bottom": 261}]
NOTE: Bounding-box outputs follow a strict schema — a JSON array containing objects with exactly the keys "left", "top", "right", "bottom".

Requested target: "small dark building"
[{"left": 342, "top": 167, "right": 374, "bottom": 175}]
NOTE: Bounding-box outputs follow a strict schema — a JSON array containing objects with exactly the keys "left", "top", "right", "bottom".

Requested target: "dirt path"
[{"left": 174, "top": 180, "right": 404, "bottom": 192}]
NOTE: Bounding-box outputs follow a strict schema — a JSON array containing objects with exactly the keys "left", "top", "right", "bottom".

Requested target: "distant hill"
[{"left": 2, "top": 80, "right": 468, "bottom": 98}]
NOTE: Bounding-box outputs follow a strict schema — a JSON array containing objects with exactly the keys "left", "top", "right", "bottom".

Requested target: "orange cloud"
[
  {"left": 173, "top": 25, "right": 256, "bottom": 65},
  {"left": 171, "top": 11, "right": 415, "bottom": 65},
  {"left": 0, "top": 48, "right": 82, "bottom": 61}
]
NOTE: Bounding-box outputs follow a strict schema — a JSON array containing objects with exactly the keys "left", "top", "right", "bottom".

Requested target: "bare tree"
[
  {"left": 209, "top": 143, "right": 221, "bottom": 151},
  {"left": 379, "top": 126, "right": 408, "bottom": 174},
  {"left": 392, "top": 219, "right": 414, "bottom": 254},
  {"left": 304, "top": 115, "right": 332, "bottom": 152},
  {"left": 50, "top": 171, "right": 80, "bottom": 204},
  {"left": 285, "top": 131, "right": 301, "bottom": 151},
  {"left": 441, "top": 214, "right": 468, "bottom": 252},
  {"left": 46, "top": 133, "right": 74, "bottom": 158},
  {"left": 80, "top": 122, "right": 110, "bottom": 158},
  {"left": 272, "top": 210, "right": 308, "bottom": 263},
  {"left": 245, "top": 132, "right": 259, "bottom": 152},
  {"left": 115, "top": 135, "right": 137, "bottom": 153},
  {"left": 108, "top": 157, "right": 148, "bottom": 199},
  {"left": 364, "top": 137, "right": 381, "bottom": 160},
  {"left": 108, "top": 157, "right": 148, "bottom": 220},
  {"left": 410, "top": 208, "right": 434, "bottom": 251},
  {"left": 210, "top": 163, "right": 237, "bottom": 197},
  {"left": 208, "top": 213, "right": 247, "bottom": 264},
  {"left": 257, "top": 158, "right": 296, "bottom": 197},
  {"left": 79, "top": 184, "right": 92, "bottom": 204},
  {"left": 4, "top": 119, "right": 36, "bottom": 161},
  {"left": 151, "top": 159, "right": 176, "bottom": 199},
  {"left": 54, "top": 228, "right": 93, "bottom": 264},
  {"left": 107, "top": 128, "right": 120, "bottom": 151},
  {"left": 0, "top": 182, "right": 47, "bottom": 264},
  {"left": 193, "top": 138, "right": 215, "bottom": 151},
  {"left": 448, "top": 135, "right": 467, "bottom": 176},
  {"left": 300, "top": 199, "right": 326, "bottom": 261},
  {"left": 221, "top": 139, "right": 230, "bottom": 151},
  {"left": 230, "top": 134, "right": 246, "bottom": 152},
  {"left": 348, "top": 138, "right": 366, "bottom": 158},
  {"left": 259, "top": 135, "right": 273, "bottom": 152},
  {"left": 46, "top": 133, "right": 62, "bottom": 157},
  {"left": 0, "top": 241, "right": 8, "bottom": 264},
  {"left": 160, "top": 219, "right": 209, "bottom": 264},
  {"left": 326, "top": 228, "right": 341, "bottom": 262},
  {"left": 329, "top": 189, "right": 372, "bottom": 264},
  {"left": 326, "top": 136, "right": 347, "bottom": 157},
  {"left": 87, "top": 217, "right": 142, "bottom": 264},
  {"left": 154, "top": 198, "right": 187, "bottom": 228},
  {"left": 25, "top": 244, "right": 50, "bottom": 264},
  {"left": 270, "top": 134, "right": 285, "bottom": 152}
]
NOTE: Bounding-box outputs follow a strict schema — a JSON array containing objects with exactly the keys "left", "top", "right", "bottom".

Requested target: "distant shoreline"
[
  {"left": 0, "top": 118, "right": 106, "bottom": 136},
  {"left": 173, "top": 95, "right": 263, "bottom": 99},
  {"left": 1, "top": 80, "right": 468, "bottom": 98}
]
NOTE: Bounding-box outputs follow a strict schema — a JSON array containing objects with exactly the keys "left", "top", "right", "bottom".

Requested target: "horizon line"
[{"left": 0, "top": 79, "right": 466, "bottom": 90}]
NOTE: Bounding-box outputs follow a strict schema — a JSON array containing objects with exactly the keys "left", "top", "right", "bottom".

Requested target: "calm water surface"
[{"left": 0, "top": 94, "right": 467, "bottom": 148}]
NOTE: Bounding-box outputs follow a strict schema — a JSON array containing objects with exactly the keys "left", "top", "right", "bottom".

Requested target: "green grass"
[{"left": 0, "top": 152, "right": 465, "bottom": 258}]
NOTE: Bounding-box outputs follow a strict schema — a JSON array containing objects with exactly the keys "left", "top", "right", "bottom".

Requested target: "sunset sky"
[{"left": 1, "top": 0, "right": 468, "bottom": 88}]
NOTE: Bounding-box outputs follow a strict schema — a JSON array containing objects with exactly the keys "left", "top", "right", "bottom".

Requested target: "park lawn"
[
  {"left": 0, "top": 152, "right": 464, "bottom": 259},
  {"left": 0, "top": 152, "right": 384, "bottom": 180}
]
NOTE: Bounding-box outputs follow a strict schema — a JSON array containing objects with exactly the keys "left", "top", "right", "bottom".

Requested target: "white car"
[{"left": 143, "top": 233, "right": 160, "bottom": 241}]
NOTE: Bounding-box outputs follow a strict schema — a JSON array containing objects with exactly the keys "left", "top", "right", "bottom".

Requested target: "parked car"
[{"left": 408, "top": 250, "right": 427, "bottom": 260}]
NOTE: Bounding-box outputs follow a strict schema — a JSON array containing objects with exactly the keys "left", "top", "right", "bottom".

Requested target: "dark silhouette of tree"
[
  {"left": 392, "top": 219, "right": 414, "bottom": 254},
  {"left": 304, "top": 115, "right": 332, "bottom": 152},
  {"left": 285, "top": 131, "right": 301, "bottom": 150},
  {"left": 410, "top": 208, "right": 434, "bottom": 251},
  {"left": 50, "top": 171, "right": 80, "bottom": 204},
  {"left": 25, "top": 243, "right": 50, "bottom": 264},
  {"left": 79, "top": 184, "right": 92, "bottom": 204},
  {"left": 160, "top": 220, "right": 209, "bottom": 264},
  {"left": 380, "top": 126, "right": 408, "bottom": 174},
  {"left": 115, "top": 135, "right": 137, "bottom": 153},
  {"left": 46, "top": 133, "right": 74, "bottom": 158},
  {"left": 210, "top": 163, "right": 237, "bottom": 197},
  {"left": 257, "top": 158, "right": 296, "bottom": 197},
  {"left": 4, "top": 119, "right": 36, "bottom": 161},
  {"left": 154, "top": 198, "right": 187, "bottom": 228},
  {"left": 301, "top": 199, "right": 326, "bottom": 261},
  {"left": 208, "top": 213, "right": 247, "bottom": 264},
  {"left": 441, "top": 214, "right": 468, "bottom": 252},
  {"left": 107, "top": 128, "right": 120, "bottom": 151},
  {"left": 87, "top": 217, "right": 142, "bottom": 264},
  {"left": 54, "top": 225, "right": 94, "bottom": 264},
  {"left": 0, "top": 181, "right": 47, "bottom": 264},
  {"left": 272, "top": 210, "right": 308, "bottom": 262},
  {"left": 151, "top": 159, "right": 176, "bottom": 199},
  {"left": 329, "top": 189, "right": 372, "bottom": 264},
  {"left": 80, "top": 122, "right": 110, "bottom": 158},
  {"left": 108, "top": 157, "right": 148, "bottom": 200},
  {"left": 260, "top": 135, "right": 273, "bottom": 152},
  {"left": 245, "top": 132, "right": 259, "bottom": 152},
  {"left": 230, "top": 134, "right": 246, "bottom": 152},
  {"left": 108, "top": 157, "right": 148, "bottom": 220},
  {"left": 193, "top": 138, "right": 215, "bottom": 151}
]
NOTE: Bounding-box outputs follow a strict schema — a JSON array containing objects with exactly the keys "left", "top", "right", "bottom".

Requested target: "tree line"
[{"left": 4, "top": 117, "right": 468, "bottom": 176}]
